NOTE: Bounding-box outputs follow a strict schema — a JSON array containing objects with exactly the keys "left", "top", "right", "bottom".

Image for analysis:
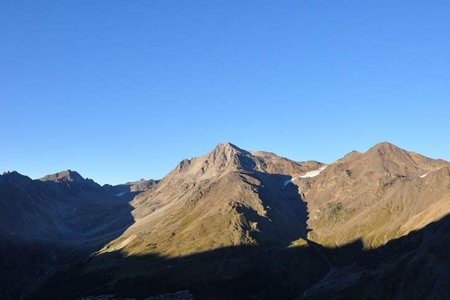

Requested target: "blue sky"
[{"left": 1, "top": 1, "right": 450, "bottom": 184}]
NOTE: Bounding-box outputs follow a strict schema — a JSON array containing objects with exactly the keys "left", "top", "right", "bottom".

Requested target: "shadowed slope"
[
  {"left": 29, "top": 214, "right": 450, "bottom": 300},
  {"left": 301, "top": 213, "right": 450, "bottom": 300},
  {"left": 0, "top": 171, "right": 137, "bottom": 299}
]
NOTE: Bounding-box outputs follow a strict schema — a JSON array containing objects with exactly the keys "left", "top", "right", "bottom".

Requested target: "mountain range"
[{"left": 1, "top": 142, "right": 450, "bottom": 299}]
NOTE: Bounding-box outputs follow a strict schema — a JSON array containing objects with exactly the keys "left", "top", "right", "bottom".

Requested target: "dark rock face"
[{"left": 0, "top": 171, "right": 140, "bottom": 299}]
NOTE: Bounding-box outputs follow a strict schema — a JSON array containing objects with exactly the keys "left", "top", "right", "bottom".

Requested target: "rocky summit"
[{"left": 1, "top": 142, "right": 450, "bottom": 299}]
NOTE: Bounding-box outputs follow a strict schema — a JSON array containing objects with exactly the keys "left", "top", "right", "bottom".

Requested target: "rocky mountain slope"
[
  {"left": 100, "top": 143, "right": 322, "bottom": 257},
  {"left": 297, "top": 142, "right": 450, "bottom": 248},
  {"left": 2, "top": 142, "right": 450, "bottom": 299},
  {"left": 0, "top": 170, "right": 153, "bottom": 298},
  {"left": 0, "top": 170, "right": 134, "bottom": 245}
]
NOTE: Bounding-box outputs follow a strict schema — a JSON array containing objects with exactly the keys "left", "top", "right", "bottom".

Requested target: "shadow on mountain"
[
  {"left": 27, "top": 242, "right": 331, "bottom": 299},
  {"left": 29, "top": 213, "right": 450, "bottom": 300},
  {"left": 238, "top": 152, "right": 310, "bottom": 243},
  {"left": 237, "top": 171, "right": 310, "bottom": 246},
  {"left": 0, "top": 173, "right": 137, "bottom": 299},
  {"left": 254, "top": 172, "right": 310, "bottom": 243}
]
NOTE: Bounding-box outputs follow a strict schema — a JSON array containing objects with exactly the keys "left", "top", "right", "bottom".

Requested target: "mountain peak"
[
  {"left": 40, "top": 170, "right": 85, "bottom": 183},
  {"left": 0, "top": 171, "right": 32, "bottom": 184},
  {"left": 369, "top": 141, "right": 403, "bottom": 153},
  {"left": 168, "top": 143, "right": 252, "bottom": 179},
  {"left": 209, "top": 143, "right": 248, "bottom": 163},
  {"left": 337, "top": 142, "right": 424, "bottom": 178},
  {"left": 364, "top": 142, "right": 412, "bottom": 160},
  {"left": 335, "top": 142, "right": 405, "bottom": 165},
  {"left": 213, "top": 142, "right": 243, "bottom": 152},
  {"left": 1, "top": 170, "right": 22, "bottom": 177}
]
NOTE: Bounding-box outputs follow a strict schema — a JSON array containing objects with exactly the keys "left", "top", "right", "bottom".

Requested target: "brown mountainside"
[
  {"left": 100, "top": 143, "right": 323, "bottom": 257},
  {"left": 4, "top": 142, "right": 450, "bottom": 299},
  {"left": 298, "top": 142, "right": 450, "bottom": 248}
]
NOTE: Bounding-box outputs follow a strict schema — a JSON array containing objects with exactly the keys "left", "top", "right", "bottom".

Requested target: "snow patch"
[
  {"left": 116, "top": 191, "right": 128, "bottom": 197},
  {"left": 283, "top": 165, "right": 328, "bottom": 187},
  {"left": 300, "top": 165, "right": 327, "bottom": 178},
  {"left": 420, "top": 173, "right": 429, "bottom": 178}
]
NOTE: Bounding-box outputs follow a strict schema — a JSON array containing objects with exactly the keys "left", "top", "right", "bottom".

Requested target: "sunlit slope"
[
  {"left": 100, "top": 143, "right": 323, "bottom": 257},
  {"left": 297, "top": 142, "right": 450, "bottom": 248}
]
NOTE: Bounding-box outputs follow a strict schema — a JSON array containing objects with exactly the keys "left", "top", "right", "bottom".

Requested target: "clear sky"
[{"left": 1, "top": 1, "right": 450, "bottom": 185}]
